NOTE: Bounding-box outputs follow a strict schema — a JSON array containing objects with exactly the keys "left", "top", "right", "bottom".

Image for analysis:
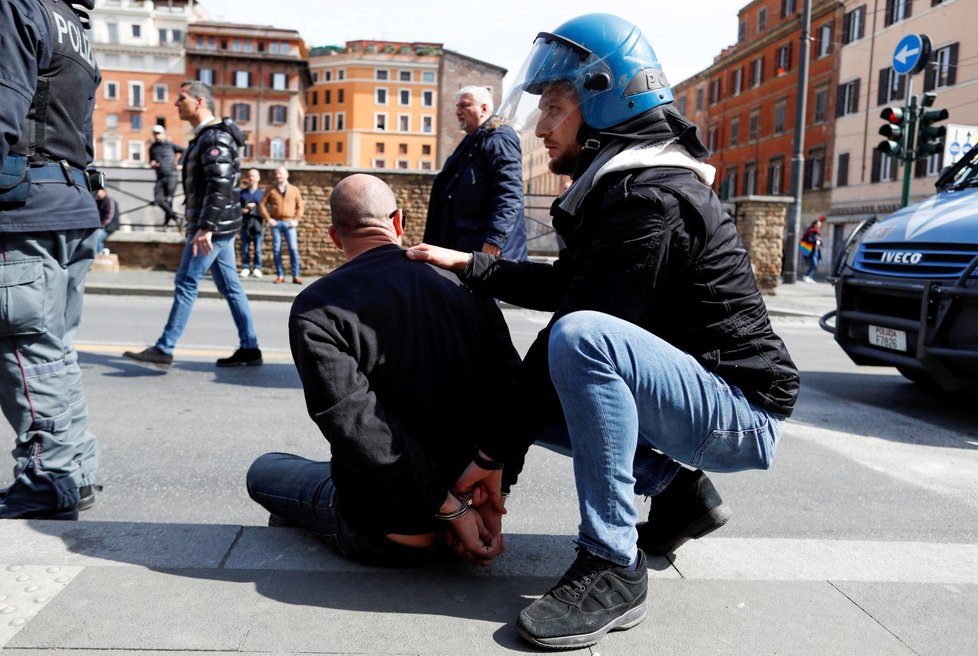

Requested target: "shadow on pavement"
[{"left": 79, "top": 350, "right": 302, "bottom": 389}]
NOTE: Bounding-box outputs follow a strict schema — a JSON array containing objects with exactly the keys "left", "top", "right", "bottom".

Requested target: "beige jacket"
[{"left": 259, "top": 184, "right": 304, "bottom": 222}]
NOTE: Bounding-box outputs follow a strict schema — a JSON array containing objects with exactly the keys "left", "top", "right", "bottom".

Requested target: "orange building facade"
[
  {"left": 674, "top": 0, "right": 843, "bottom": 221},
  {"left": 305, "top": 41, "right": 441, "bottom": 170}
]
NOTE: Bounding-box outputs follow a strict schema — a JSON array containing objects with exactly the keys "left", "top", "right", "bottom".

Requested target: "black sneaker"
[
  {"left": 123, "top": 346, "right": 173, "bottom": 368},
  {"left": 216, "top": 347, "right": 263, "bottom": 367},
  {"left": 77, "top": 484, "right": 99, "bottom": 512},
  {"left": 517, "top": 547, "right": 647, "bottom": 649},
  {"left": 637, "top": 468, "right": 731, "bottom": 556}
]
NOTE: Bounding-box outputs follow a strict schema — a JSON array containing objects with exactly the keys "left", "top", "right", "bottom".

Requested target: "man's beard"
[{"left": 548, "top": 150, "right": 579, "bottom": 176}]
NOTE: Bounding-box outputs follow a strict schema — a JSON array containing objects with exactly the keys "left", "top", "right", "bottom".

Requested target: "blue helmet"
[{"left": 498, "top": 14, "right": 673, "bottom": 131}]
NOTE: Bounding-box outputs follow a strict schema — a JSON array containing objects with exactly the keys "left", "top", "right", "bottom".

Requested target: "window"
[
  {"left": 767, "top": 157, "right": 784, "bottom": 195},
  {"left": 153, "top": 84, "right": 167, "bottom": 103},
  {"left": 731, "top": 68, "right": 743, "bottom": 96},
  {"left": 336, "top": 112, "right": 345, "bottom": 130},
  {"left": 738, "top": 21, "right": 746, "bottom": 43},
  {"left": 677, "top": 96, "right": 687, "bottom": 115},
  {"left": 837, "top": 152, "right": 850, "bottom": 187},
  {"left": 422, "top": 144, "right": 431, "bottom": 155},
  {"left": 269, "top": 41, "right": 280, "bottom": 54},
  {"left": 751, "top": 58, "right": 764, "bottom": 87},
  {"left": 324, "top": 89, "right": 331, "bottom": 104},
  {"left": 729, "top": 117, "right": 740, "bottom": 147},
  {"left": 775, "top": 44, "right": 791, "bottom": 76},
  {"left": 774, "top": 100, "right": 787, "bottom": 135},
  {"left": 231, "top": 38, "right": 242, "bottom": 52},
  {"left": 872, "top": 150, "right": 896, "bottom": 182},
  {"left": 836, "top": 79, "right": 860, "bottom": 116},
  {"left": 309, "top": 142, "right": 317, "bottom": 155},
  {"left": 375, "top": 113, "right": 387, "bottom": 131},
  {"left": 322, "top": 113, "right": 331, "bottom": 131},
  {"left": 422, "top": 90, "right": 434, "bottom": 107},
  {"left": 721, "top": 166, "right": 738, "bottom": 200},
  {"left": 805, "top": 148, "right": 825, "bottom": 189},
  {"left": 232, "top": 103, "right": 251, "bottom": 122},
  {"left": 373, "top": 158, "right": 386, "bottom": 169},
  {"left": 323, "top": 142, "right": 330, "bottom": 153},
  {"left": 781, "top": 0, "right": 796, "bottom": 18},
  {"left": 310, "top": 91, "right": 318, "bottom": 105},
  {"left": 748, "top": 111, "right": 760, "bottom": 142},
  {"left": 268, "top": 105, "right": 288, "bottom": 124},
  {"left": 234, "top": 71, "right": 250, "bottom": 88},
  {"left": 271, "top": 73, "right": 287, "bottom": 90},
  {"left": 396, "top": 160, "right": 409, "bottom": 170},
  {"left": 106, "top": 114, "right": 119, "bottom": 129},
  {"left": 105, "top": 81, "right": 119, "bottom": 100},
  {"left": 422, "top": 71, "right": 435, "bottom": 83},
  {"left": 398, "top": 143, "right": 408, "bottom": 155},
  {"left": 128, "top": 82, "right": 144, "bottom": 107},
  {"left": 813, "top": 87, "right": 828, "bottom": 123},
  {"left": 884, "top": 0, "right": 912, "bottom": 26},
  {"left": 107, "top": 22, "right": 118, "bottom": 43},
  {"left": 270, "top": 138, "right": 285, "bottom": 161},
  {"left": 422, "top": 116, "right": 433, "bottom": 133},
  {"left": 399, "top": 70, "right": 412, "bottom": 82},
  {"left": 131, "top": 24, "right": 141, "bottom": 39},
  {"left": 198, "top": 68, "right": 214, "bottom": 85},
  {"left": 103, "top": 138, "right": 120, "bottom": 162},
  {"left": 709, "top": 78, "right": 721, "bottom": 104},
  {"left": 399, "top": 89, "right": 411, "bottom": 106},
  {"left": 337, "top": 141, "right": 344, "bottom": 153},
  {"left": 376, "top": 88, "right": 388, "bottom": 105},
  {"left": 398, "top": 114, "right": 410, "bottom": 132},
  {"left": 376, "top": 69, "right": 389, "bottom": 80},
  {"left": 307, "top": 114, "right": 318, "bottom": 131},
  {"left": 707, "top": 125, "right": 718, "bottom": 151},
  {"left": 337, "top": 70, "right": 346, "bottom": 80},
  {"left": 744, "top": 162, "right": 757, "bottom": 196},
  {"left": 375, "top": 142, "right": 385, "bottom": 154},
  {"left": 420, "top": 160, "right": 433, "bottom": 170},
  {"left": 842, "top": 6, "right": 866, "bottom": 44},
  {"left": 878, "top": 67, "right": 905, "bottom": 105},
  {"left": 758, "top": 8, "right": 767, "bottom": 32},
  {"left": 925, "top": 151, "right": 943, "bottom": 176},
  {"left": 925, "top": 43, "right": 959, "bottom": 91},
  {"left": 130, "top": 113, "right": 142, "bottom": 130},
  {"left": 817, "top": 23, "right": 832, "bottom": 57},
  {"left": 241, "top": 143, "right": 253, "bottom": 159},
  {"left": 128, "top": 140, "right": 144, "bottom": 162},
  {"left": 695, "top": 87, "right": 704, "bottom": 111},
  {"left": 338, "top": 89, "right": 345, "bottom": 103}
]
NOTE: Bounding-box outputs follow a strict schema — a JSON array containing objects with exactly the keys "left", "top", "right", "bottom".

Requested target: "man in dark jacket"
[
  {"left": 423, "top": 85, "right": 528, "bottom": 261},
  {"left": 247, "top": 174, "right": 519, "bottom": 566},
  {"left": 408, "top": 14, "right": 800, "bottom": 649},
  {"left": 124, "top": 81, "right": 262, "bottom": 369},
  {"left": 0, "top": 0, "right": 101, "bottom": 520},
  {"left": 148, "top": 125, "right": 184, "bottom": 227}
]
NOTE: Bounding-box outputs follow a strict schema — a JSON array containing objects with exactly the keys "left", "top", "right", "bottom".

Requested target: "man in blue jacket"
[{"left": 423, "top": 86, "right": 528, "bottom": 261}]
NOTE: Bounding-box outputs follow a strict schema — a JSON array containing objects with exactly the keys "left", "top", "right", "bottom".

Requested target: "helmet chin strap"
[{"left": 577, "top": 125, "right": 602, "bottom": 151}]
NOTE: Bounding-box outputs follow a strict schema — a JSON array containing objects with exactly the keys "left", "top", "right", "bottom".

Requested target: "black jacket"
[
  {"left": 181, "top": 118, "right": 245, "bottom": 236},
  {"left": 424, "top": 120, "right": 528, "bottom": 260},
  {"left": 149, "top": 140, "right": 184, "bottom": 179},
  {"left": 289, "top": 244, "right": 525, "bottom": 536},
  {"left": 464, "top": 165, "right": 800, "bottom": 462}
]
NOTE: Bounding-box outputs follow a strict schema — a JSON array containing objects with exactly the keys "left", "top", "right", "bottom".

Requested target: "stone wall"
[
  {"left": 730, "top": 196, "right": 791, "bottom": 293},
  {"left": 104, "top": 167, "right": 437, "bottom": 274}
]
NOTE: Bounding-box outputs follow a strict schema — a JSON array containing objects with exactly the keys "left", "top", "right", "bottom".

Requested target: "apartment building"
[
  {"left": 829, "top": 0, "right": 976, "bottom": 249},
  {"left": 185, "top": 21, "right": 309, "bottom": 165},
  {"left": 90, "top": 0, "right": 195, "bottom": 166},
  {"left": 674, "top": 0, "right": 844, "bottom": 224}
]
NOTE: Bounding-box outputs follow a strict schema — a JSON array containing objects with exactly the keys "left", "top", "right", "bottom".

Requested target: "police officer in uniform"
[{"left": 0, "top": 0, "right": 101, "bottom": 519}]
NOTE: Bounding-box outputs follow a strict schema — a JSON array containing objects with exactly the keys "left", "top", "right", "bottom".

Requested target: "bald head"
[{"left": 330, "top": 174, "right": 398, "bottom": 237}]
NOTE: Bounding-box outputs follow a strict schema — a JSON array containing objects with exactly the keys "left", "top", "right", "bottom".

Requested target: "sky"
[{"left": 197, "top": 0, "right": 746, "bottom": 91}]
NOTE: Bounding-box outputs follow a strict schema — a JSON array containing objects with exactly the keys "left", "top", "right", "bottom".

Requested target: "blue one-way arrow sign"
[{"left": 893, "top": 34, "right": 932, "bottom": 75}]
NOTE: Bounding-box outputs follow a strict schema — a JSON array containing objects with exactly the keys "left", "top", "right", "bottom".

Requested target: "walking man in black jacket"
[
  {"left": 124, "top": 81, "right": 261, "bottom": 369},
  {"left": 408, "top": 13, "right": 800, "bottom": 649},
  {"left": 148, "top": 124, "right": 183, "bottom": 227},
  {"left": 247, "top": 174, "right": 518, "bottom": 566}
]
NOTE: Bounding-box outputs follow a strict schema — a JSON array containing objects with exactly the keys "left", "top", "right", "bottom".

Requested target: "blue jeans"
[
  {"left": 546, "top": 311, "right": 783, "bottom": 567},
  {"left": 240, "top": 225, "right": 263, "bottom": 271},
  {"left": 270, "top": 221, "right": 300, "bottom": 279},
  {"left": 0, "top": 229, "right": 99, "bottom": 509},
  {"left": 155, "top": 233, "right": 258, "bottom": 354},
  {"left": 246, "top": 452, "right": 446, "bottom": 566}
]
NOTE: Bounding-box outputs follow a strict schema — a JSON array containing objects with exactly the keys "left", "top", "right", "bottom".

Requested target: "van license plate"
[{"left": 869, "top": 325, "right": 907, "bottom": 352}]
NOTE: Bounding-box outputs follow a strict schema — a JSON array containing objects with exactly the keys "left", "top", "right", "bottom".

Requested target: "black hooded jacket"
[
  {"left": 181, "top": 118, "right": 245, "bottom": 236},
  {"left": 461, "top": 105, "right": 800, "bottom": 463}
]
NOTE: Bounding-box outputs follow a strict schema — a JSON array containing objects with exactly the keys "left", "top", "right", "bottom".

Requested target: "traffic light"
[
  {"left": 917, "top": 92, "right": 948, "bottom": 158},
  {"left": 878, "top": 106, "right": 907, "bottom": 158}
]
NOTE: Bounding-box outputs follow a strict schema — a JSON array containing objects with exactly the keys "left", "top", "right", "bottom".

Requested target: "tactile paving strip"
[{"left": 0, "top": 564, "right": 83, "bottom": 647}]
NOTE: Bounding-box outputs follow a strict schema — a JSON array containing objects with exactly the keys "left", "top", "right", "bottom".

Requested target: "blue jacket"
[{"left": 424, "top": 119, "right": 528, "bottom": 260}]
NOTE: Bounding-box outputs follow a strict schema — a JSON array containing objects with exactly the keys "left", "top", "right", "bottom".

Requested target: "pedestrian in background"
[
  {"left": 424, "top": 85, "right": 528, "bottom": 261},
  {"left": 0, "top": 0, "right": 102, "bottom": 519},
  {"left": 148, "top": 124, "right": 184, "bottom": 227},
  {"left": 260, "top": 165, "right": 304, "bottom": 284},
  {"left": 800, "top": 216, "right": 825, "bottom": 283},
  {"left": 123, "top": 81, "right": 262, "bottom": 369},
  {"left": 239, "top": 168, "right": 265, "bottom": 278}
]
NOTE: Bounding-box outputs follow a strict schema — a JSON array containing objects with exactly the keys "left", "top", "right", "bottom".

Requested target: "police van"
[{"left": 823, "top": 143, "right": 978, "bottom": 395}]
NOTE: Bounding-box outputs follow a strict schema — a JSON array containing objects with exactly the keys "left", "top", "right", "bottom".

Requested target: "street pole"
[
  {"left": 784, "top": 0, "right": 812, "bottom": 284},
  {"left": 901, "top": 84, "right": 918, "bottom": 207}
]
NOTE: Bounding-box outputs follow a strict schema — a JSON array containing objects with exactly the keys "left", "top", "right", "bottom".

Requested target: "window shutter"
[
  {"left": 858, "top": 6, "right": 866, "bottom": 39},
  {"left": 842, "top": 15, "right": 850, "bottom": 44},
  {"left": 948, "top": 43, "right": 959, "bottom": 85},
  {"left": 897, "top": 72, "right": 906, "bottom": 100},
  {"left": 904, "top": 0, "right": 913, "bottom": 18},
  {"left": 871, "top": 150, "right": 881, "bottom": 183},
  {"left": 878, "top": 69, "right": 888, "bottom": 106},
  {"left": 852, "top": 79, "right": 860, "bottom": 113},
  {"left": 837, "top": 153, "right": 849, "bottom": 187},
  {"left": 836, "top": 84, "right": 845, "bottom": 117},
  {"left": 884, "top": 0, "right": 894, "bottom": 27},
  {"left": 924, "top": 55, "right": 937, "bottom": 91},
  {"left": 285, "top": 138, "right": 290, "bottom": 159},
  {"left": 914, "top": 157, "right": 926, "bottom": 178}
]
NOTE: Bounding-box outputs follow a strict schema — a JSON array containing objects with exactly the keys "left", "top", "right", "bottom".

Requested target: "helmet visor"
[{"left": 497, "top": 32, "right": 610, "bottom": 133}]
